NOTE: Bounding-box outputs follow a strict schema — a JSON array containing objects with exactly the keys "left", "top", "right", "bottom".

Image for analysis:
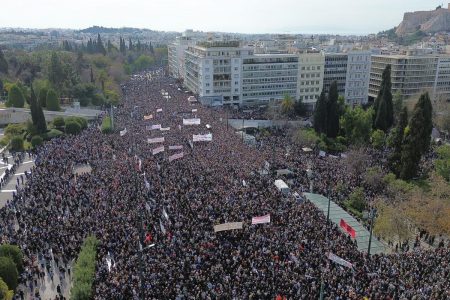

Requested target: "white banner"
[
  {"left": 192, "top": 109, "right": 198, "bottom": 113},
  {"left": 148, "top": 137, "right": 165, "bottom": 144},
  {"left": 144, "top": 115, "right": 153, "bottom": 120},
  {"left": 326, "top": 252, "right": 353, "bottom": 269},
  {"left": 193, "top": 133, "right": 212, "bottom": 142},
  {"left": 152, "top": 146, "right": 165, "bottom": 155},
  {"left": 319, "top": 150, "right": 326, "bottom": 157},
  {"left": 156, "top": 108, "right": 163, "bottom": 112},
  {"left": 169, "top": 152, "right": 184, "bottom": 162},
  {"left": 169, "top": 145, "right": 183, "bottom": 150},
  {"left": 151, "top": 124, "right": 161, "bottom": 130},
  {"left": 183, "top": 118, "right": 201, "bottom": 125},
  {"left": 160, "top": 127, "right": 171, "bottom": 131},
  {"left": 120, "top": 128, "right": 127, "bottom": 136},
  {"left": 252, "top": 214, "right": 271, "bottom": 225},
  {"left": 214, "top": 222, "right": 243, "bottom": 232}
]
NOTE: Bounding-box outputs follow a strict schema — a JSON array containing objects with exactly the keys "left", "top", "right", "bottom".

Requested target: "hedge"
[
  {"left": 31, "top": 135, "right": 44, "bottom": 148},
  {"left": 9, "top": 136, "right": 24, "bottom": 152},
  {"left": 101, "top": 116, "right": 112, "bottom": 134},
  {"left": 65, "top": 116, "right": 87, "bottom": 130},
  {"left": 70, "top": 236, "right": 99, "bottom": 300}
]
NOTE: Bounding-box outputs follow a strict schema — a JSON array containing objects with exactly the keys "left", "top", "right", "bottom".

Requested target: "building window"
[{"left": 206, "top": 90, "right": 210, "bottom": 94}]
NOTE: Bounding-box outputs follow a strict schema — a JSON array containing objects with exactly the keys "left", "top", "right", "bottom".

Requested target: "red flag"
[
  {"left": 340, "top": 219, "right": 356, "bottom": 238},
  {"left": 145, "top": 232, "right": 152, "bottom": 244}
]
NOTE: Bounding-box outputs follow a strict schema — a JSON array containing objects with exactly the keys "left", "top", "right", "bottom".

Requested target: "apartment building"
[
  {"left": 369, "top": 54, "right": 450, "bottom": 101},
  {"left": 184, "top": 41, "right": 243, "bottom": 106},
  {"left": 345, "top": 51, "right": 371, "bottom": 105},
  {"left": 241, "top": 54, "right": 299, "bottom": 106},
  {"left": 323, "top": 51, "right": 371, "bottom": 105},
  {"left": 168, "top": 35, "right": 195, "bottom": 80},
  {"left": 297, "top": 52, "right": 325, "bottom": 109}
]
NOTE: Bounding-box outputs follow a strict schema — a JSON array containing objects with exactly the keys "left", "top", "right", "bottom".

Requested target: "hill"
[
  {"left": 78, "top": 26, "right": 155, "bottom": 34},
  {"left": 396, "top": 5, "right": 450, "bottom": 36}
]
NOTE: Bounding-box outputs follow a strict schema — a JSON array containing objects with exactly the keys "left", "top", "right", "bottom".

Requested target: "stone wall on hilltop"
[{"left": 396, "top": 7, "right": 450, "bottom": 36}]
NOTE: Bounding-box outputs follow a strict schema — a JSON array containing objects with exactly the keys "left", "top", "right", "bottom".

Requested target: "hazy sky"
[{"left": 0, "top": 0, "right": 444, "bottom": 34}]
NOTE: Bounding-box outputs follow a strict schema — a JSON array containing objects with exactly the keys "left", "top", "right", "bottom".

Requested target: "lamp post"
[
  {"left": 306, "top": 168, "right": 313, "bottom": 193},
  {"left": 367, "top": 207, "right": 376, "bottom": 256},
  {"left": 326, "top": 188, "right": 331, "bottom": 222}
]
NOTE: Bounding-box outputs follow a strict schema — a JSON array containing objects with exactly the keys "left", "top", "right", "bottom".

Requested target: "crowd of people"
[
  {"left": 0, "top": 70, "right": 449, "bottom": 299},
  {"left": 0, "top": 152, "right": 27, "bottom": 190}
]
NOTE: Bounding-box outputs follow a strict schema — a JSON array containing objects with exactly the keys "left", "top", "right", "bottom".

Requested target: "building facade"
[
  {"left": 323, "top": 53, "right": 348, "bottom": 97},
  {"left": 345, "top": 51, "right": 371, "bottom": 105},
  {"left": 168, "top": 35, "right": 195, "bottom": 80},
  {"left": 369, "top": 54, "right": 450, "bottom": 101},
  {"left": 297, "top": 52, "right": 325, "bottom": 109}
]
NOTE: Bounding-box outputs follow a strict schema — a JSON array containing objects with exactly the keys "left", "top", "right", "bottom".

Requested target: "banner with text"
[
  {"left": 193, "top": 133, "right": 212, "bottom": 142},
  {"left": 326, "top": 252, "right": 353, "bottom": 269},
  {"left": 148, "top": 137, "right": 165, "bottom": 144},
  {"left": 252, "top": 214, "right": 271, "bottom": 225},
  {"left": 169, "top": 145, "right": 183, "bottom": 150},
  {"left": 183, "top": 118, "right": 201, "bottom": 125},
  {"left": 169, "top": 152, "right": 184, "bottom": 162},
  {"left": 214, "top": 222, "right": 243, "bottom": 232},
  {"left": 152, "top": 146, "right": 165, "bottom": 155}
]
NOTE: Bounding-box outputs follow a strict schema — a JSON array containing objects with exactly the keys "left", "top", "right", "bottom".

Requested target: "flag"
[
  {"left": 152, "top": 146, "right": 165, "bottom": 155},
  {"left": 340, "top": 219, "right": 356, "bottom": 238},
  {"left": 162, "top": 208, "right": 169, "bottom": 221},
  {"left": 148, "top": 137, "right": 165, "bottom": 144},
  {"left": 326, "top": 252, "right": 353, "bottom": 269},
  {"left": 160, "top": 220, "right": 166, "bottom": 234},
  {"left": 145, "top": 232, "right": 153, "bottom": 244},
  {"left": 138, "top": 158, "right": 142, "bottom": 171},
  {"left": 252, "top": 214, "right": 271, "bottom": 225},
  {"left": 144, "top": 176, "right": 150, "bottom": 190},
  {"left": 169, "top": 152, "right": 184, "bottom": 162},
  {"left": 120, "top": 128, "right": 127, "bottom": 136}
]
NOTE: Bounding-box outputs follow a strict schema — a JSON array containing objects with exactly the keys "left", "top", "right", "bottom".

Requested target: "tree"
[
  {"left": 415, "top": 92, "right": 433, "bottom": 154},
  {"left": 0, "top": 277, "right": 13, "bottom": 300},
  {"left": 29, "top": 85, "right": 47, "bottom": 134},
  {"left": 374, "top": 200, "right": 411, "bottom": 244},
  {"left": 46, "top": 89, "right": 60, "bottom": 111},
  {"left": 6, "top": 85, "right": 25, "bottom": 108},
  {"left": 0, "top": 47, "right": 8, "bottom": 74},
  {"left": 48, "top": 52, "right": 64, "bottom": 90},
  {"left": 346, "top": 187, "right": 366, "bottom": 213},
  {"left": 294, "top": 98, "right": 306, "bottom": 116},
  {"left": 96, "top": 34, "right": 106, "bottom": 55},
  {"left": 70, "top": 236, "right": 99, "bottom": 300},
  {"left": 280, "top": 94, "right": 295, "bottom": 117},
  {"left": 0, "top": 257, "right": 18, "bottom": 290},
  {"left": 435, "top": 145, "right": 450, "bottom": 181},
  {"left": 400, "top": 109, "right": 426, "bottom": 180},
  {"left": 393, "top": 90, "right": 403, "bottom": 123},
  {"left": 0, "top": 244, "right": 23, "bottom": 273},
  {"left": 292, "top": 129, "right": 319, "bottom": 146},
  {"left": 371, "top": 129, "right": 386, "bottom": 149},
  {"left": 340, "top": 106, "right": 373, "bottom": 145},
  {"left": 313, "top": 90, "right": 327, "bottom": 134},
  {"left": 389, "top": 106, "right": 408, "bottom": 175},
  {"left": 65, "top": 121, "right": 81, "bottom": 135},
  {"left": 128, "top": 38, "right": 133, "bottom": 51},
  {"left": 374, "top": 65, "right": 394, "bottom": 131},
  {"left": 363, "top": 166, "right": 385, "bottom": 191},
  {"left": 326, "top": 81, "right": 339, "bottom": 138},
  {"left": 38, "top": 86, "right": 48, "bottom": 107},
  {"left": 9, "top": 136, "right": 24, "bottom": 152}
]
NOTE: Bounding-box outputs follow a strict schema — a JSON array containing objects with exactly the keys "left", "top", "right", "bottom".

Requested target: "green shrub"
[
  {"left": 31, "top": 135, "right": 43, "bottom": 148},
  {"left": 101, "top": 116, "right": 112, "bottom": 134},
  {"left": 43, "top": 129, "right": 63, "bottom": 140},
  {"left": 38, "top": 87, "right": 48, "bottom": 107},
  {"left": 0, "top": 244, "right": 23, "bottom": 273},
  {"left": 0, "top": 257, "right": 18, "bottom": 291},
  {"left": 65, "top": 116, "right": 87, "bottom": 130},
  {"left": 0, "top": 277, "right": 13, "bottom": 300},
  {"left": 4, "top": 124, "right": 25, "bottom": 137},
  {"left": 70, "top": 236, "right": 99, "bottom": 300},
  {"left": 6, "top": 85, "right": 25, "bottom": 108},
  {"left": 9, "top": 136, "right": 24, "bottom": 152},
  {"left": 65, "top": 121, "right": 81, "bottom": 135},
  {"left": 347, "top": 187, "right": 366, "bottom": 213},
  {"left": 46, "top": 89, "right": 60, "bottom": 111},
  {"left": 371, "top": 129, "right": 386, "bottom": 149},
  {"left": 435, "top": 145, "right": 450, "bottom": 181},
  {"left": 53, "top": 116, "right": 65, "bottom": 129}
]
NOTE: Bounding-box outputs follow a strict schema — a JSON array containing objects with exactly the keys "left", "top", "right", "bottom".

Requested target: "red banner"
[{"left": 340, "top": 219, "right": 356, "bottom": 238}]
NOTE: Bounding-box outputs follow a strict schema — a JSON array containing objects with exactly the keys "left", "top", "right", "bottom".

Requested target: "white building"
[
  {"left": 345, "top": 51, "right": 371, "bottom": 105},
  {"left": 168, "top": 31, "right": 197, "bottom": 80},
  {"left": 297, "top": 52, "right": 325, "bottom": 109}
]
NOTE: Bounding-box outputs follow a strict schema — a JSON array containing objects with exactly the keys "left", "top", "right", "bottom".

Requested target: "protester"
[{"left": 0, "top": 70, "right": 448, "bottom": 299}]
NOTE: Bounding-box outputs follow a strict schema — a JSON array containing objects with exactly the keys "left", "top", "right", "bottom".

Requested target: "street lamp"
[
  {"left": 306, "top": 168, "right": 313, "bottom": 193},
  {"left": 367, "top": 207, "right": 377, "bottom": 256}
]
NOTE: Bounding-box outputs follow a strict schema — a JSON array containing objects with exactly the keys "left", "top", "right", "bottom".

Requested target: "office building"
[{"left": 297, "top": 52, "right": 325, "bottom": 109}]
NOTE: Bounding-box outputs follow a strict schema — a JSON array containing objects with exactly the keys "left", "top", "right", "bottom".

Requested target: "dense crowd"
[{"left": 0, "top": 71, "right": 449, "bottom": 299}]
